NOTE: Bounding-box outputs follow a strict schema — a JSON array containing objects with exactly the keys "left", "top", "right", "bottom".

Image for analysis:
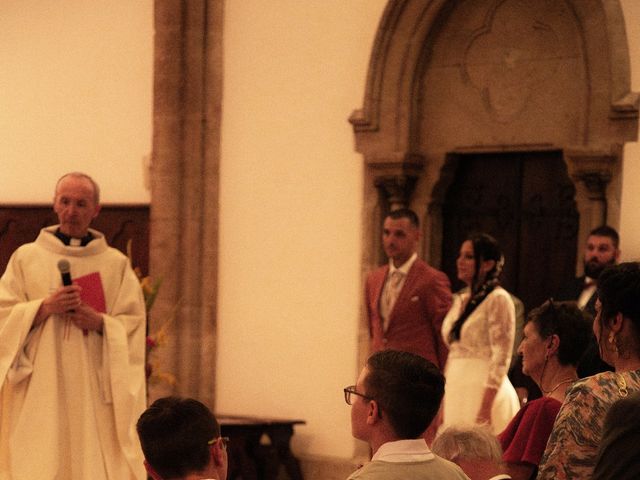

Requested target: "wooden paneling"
[{"left": 0, "top": 205, "right": 150, "bottom": 276}]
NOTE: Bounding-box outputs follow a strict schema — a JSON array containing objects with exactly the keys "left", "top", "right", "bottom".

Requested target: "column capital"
[
  {"left": 374, "top": 175, "right": 418, "bottom": 211},
  {"left": 564, "top": 150, "right": 616, "bottom": 199}
]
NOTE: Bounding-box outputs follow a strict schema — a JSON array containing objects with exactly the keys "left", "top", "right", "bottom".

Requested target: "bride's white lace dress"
[{"left": 440, "top": 286, "right": 520, "bottom": 434}]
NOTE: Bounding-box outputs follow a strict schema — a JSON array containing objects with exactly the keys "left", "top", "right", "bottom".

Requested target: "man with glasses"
[
  {"left": 344, "top": 350, "right": 469, "bottom": 479},
  {"left": 137, "top": 396, "right": 229, "bottom": 480}
]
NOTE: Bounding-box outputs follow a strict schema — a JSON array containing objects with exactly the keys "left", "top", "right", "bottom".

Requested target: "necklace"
[
  {"left": 542, "top": 377, "right": 576, "bottom": 395},
  {"left": 616, "top": 373, "right": 628, "bottom": 397}
]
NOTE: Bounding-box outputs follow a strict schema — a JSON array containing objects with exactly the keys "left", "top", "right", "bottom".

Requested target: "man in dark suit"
[
  {"left": 344, "top": 350, "right": 468, "bottom": 480},
  {"left": 556, "top": 225, "right": 620, "bottom": 377},
  {"left": 365, "top": 208, "right": 452, "bottom": 372}
]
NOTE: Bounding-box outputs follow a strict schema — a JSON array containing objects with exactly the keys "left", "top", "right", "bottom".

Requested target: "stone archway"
[
  {"left": 351, "top": 0, "right": 638, "bottom": 356},
  {"left": 352, "top": 0, "right": 638, "bottom": 269}
]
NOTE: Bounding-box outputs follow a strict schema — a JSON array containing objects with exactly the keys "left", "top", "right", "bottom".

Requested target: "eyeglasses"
[
  {"left": 343, "top": 385, "right": 373, "bottom": 405},
  {"left": 208, "top": 436, "right": 230, "bottom": 449}
]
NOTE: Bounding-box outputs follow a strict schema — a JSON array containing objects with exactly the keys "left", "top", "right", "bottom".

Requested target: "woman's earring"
[{"left": 608, "top": 332, "right": 618, "bottom": 353}]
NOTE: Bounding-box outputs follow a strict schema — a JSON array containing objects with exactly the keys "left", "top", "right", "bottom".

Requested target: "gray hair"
[
  {"left": 431, "top": 425, "right": 503, "bottom": 463},
  {"left": 55, "top": 172, "right": 100, "bottom": 204}
]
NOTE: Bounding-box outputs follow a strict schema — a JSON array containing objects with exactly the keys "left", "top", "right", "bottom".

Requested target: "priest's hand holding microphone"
[{"left": 32, "top": 259, "right": 104, "bottom": 335}]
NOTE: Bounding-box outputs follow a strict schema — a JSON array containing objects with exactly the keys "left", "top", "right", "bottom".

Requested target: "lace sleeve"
[{"left": 485, "top": 289, "right": 515, "bottom": 389}]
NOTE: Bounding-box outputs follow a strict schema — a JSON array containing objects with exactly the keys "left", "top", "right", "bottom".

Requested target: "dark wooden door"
[{"left": 441, "top": 151, "right": 579, "bottom": 312}]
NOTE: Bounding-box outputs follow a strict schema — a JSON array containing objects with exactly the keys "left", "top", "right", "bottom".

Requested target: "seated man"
[
  {"left": 344, "top": 349, "right": 469, "bottom": 479},
  {"left": 136, "top": 396, "right": 228, "bottom": 480},
  {"left": 432, "top": 425, "right": 511, "bottom": 480}
]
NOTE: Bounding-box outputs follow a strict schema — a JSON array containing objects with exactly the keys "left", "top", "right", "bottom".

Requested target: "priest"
[{"left": 0, "top": 172, "right": 147, "bottom": 479}]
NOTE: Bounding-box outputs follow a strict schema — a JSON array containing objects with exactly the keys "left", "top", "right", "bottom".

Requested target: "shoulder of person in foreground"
[{"left": 346, "top": 455, "right": 470, "bottom": 480}]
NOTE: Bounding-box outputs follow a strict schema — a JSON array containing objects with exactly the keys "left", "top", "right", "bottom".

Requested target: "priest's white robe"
[{"left": 0, "top": 226, "right": 146, "bottom": 480}]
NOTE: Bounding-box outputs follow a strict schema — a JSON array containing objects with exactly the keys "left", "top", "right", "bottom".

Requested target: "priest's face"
[{"left": 54, "top": 175, "right": 101, "bottom": 238}]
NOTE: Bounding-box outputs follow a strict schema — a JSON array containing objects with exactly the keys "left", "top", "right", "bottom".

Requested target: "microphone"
[
  {"left": 57, "top": 259, "right": 73, "bottom": 287},
  {"left": 57, "top": 259, "right": 87, "bottom": 336}
]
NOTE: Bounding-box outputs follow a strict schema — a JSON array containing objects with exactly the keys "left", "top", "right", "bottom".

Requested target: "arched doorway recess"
[{"left": 352, "top": 0, "right": 638, "bottom": 316}]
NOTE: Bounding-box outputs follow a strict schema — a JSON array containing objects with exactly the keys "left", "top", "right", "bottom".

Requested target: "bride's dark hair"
[{"left": 449, "top": 233, "right": 504, "bottom": 343}]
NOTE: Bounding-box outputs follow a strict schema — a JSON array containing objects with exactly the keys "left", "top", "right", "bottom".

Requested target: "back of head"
[
  {"left": 449, "top": 232, "right": 503, "bottom": 343},
  {"left": 469, "top": 232, "right": 503, "bottom": 269},
  {"left": 598, "top": 262, "right": 640, "bottom": 340},
  {"left": 527, "top": 300, "right": 592, "bottom": 366},
  {"left": 432, "top": 424, "right": 503, "bottom": 464},
  {"left": 365, "top": 349, "right": 444, "bottom": 439},
  {"left": 136, "top": 396, "right": 220, "bottom": 479}
]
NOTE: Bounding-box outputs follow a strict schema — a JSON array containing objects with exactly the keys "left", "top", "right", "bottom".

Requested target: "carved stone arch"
[{"left": 352, "top": 0, "right": 638, "bottom": 274}]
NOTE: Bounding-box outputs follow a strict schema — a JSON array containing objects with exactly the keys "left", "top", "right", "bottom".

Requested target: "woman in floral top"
[{"left": 537, "top": 262, "right": 640, "bottom": 479}]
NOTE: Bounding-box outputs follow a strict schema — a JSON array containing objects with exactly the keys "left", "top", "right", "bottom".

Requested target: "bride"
[{"left": 441, "top": 233, "right": 520, "bottom": 434}]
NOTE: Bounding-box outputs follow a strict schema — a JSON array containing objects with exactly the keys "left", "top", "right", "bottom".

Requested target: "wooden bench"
[{"left": 218, "top": 415, "right": 306, "bottom": 480}]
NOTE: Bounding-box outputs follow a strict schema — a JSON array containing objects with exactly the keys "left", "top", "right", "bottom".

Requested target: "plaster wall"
[
  {"left": 217, "top": 0, "right": 386, "bottom": 459},
  {"left": 619, "top": 0, "right": 640, "bottom": 262},
  {"left": 0, "top": 0, "right": 152, "bottom": 204}
]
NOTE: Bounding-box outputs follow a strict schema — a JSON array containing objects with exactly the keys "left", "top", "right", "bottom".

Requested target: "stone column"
[
  {"left": 564, "top": 150, "right": 616, "bottom": 262},
  {"left": 374, "top": 175, "right": 418, "bottom": 211},
  {"left": 363, "top": 152, "right": 423, "bottom": 264},
  {"left": 149, "top": 0, "right": 223, "bottom": 408}
]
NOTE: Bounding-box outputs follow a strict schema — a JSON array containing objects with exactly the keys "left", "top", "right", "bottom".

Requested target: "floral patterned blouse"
[{"left": 537, "top": 369, "right": 640, "bottom": 479}]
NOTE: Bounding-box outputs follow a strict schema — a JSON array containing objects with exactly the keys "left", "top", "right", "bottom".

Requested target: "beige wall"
[
  {"left": 217, "top": 0, "right": 386, "bottom": 458},
  {"left": 619, "top": 0, "right": 640, "bottom": 261},
  {"left": 0, "top": 0, "right": 152, "bottom": 204},
  {"left": 216, "top": 1, "right": 640, "bottom": 461}
]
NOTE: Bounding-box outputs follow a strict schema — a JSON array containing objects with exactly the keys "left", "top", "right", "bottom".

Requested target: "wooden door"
[{"left": 441, "top": 151, "right": 578, "bottom": 312}]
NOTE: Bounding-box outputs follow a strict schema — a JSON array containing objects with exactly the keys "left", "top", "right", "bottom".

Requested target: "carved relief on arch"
[
  {"left": 461, "top": 0, "right": 566, "bottom": 124},
  {"left": 351, "top": 0, "right": 638, "bottom": 154},
  {"left": 353, "top": 0, "right": 637, "bottom": 252}
]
